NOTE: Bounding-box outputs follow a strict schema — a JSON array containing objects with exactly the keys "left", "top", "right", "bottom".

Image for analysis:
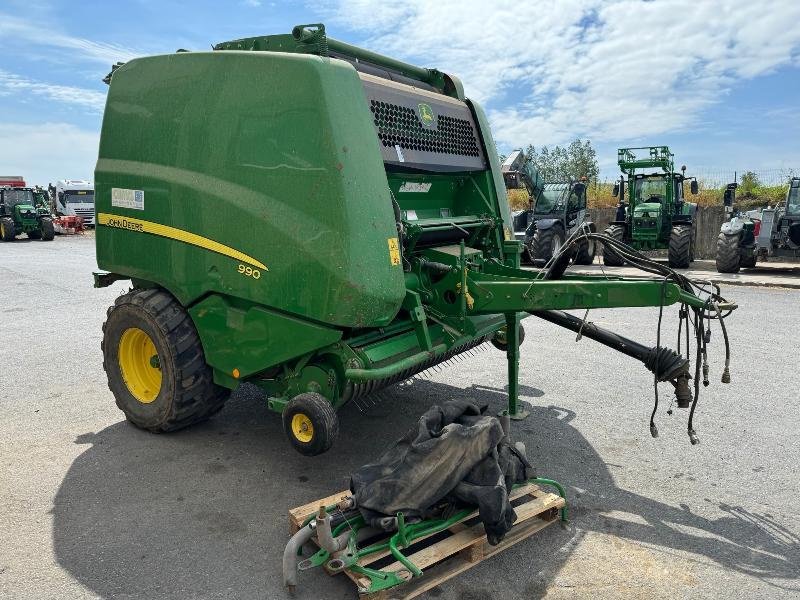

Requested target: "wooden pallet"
[{"left": 288, "top": 483, "right": 565, "bottom": 599}]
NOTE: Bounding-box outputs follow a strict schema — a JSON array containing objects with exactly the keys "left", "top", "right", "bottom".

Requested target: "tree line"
[{"left": 503, "top": 139, "right": 600, "bottom": 183}]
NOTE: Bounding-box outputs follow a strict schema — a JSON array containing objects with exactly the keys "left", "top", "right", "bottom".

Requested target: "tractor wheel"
[
  {"left": 715, "top": 233, "right": 741, "bottom": 273},
  {"left": 602, "top": 224, "right": 625, "bottom": 266},
  {"left": 574, "top": 237, "right": 596, "bottom": 265},
  {"left": 40, "top": 218, "right": 55, "bottom": 241},
  {"left": 491, "top": 323, "right": 526, "bottom": 351},
  {"left": 530, "top": 227, "right": 564, "bottom": 263},
  {"left": 0, "top": 218, "right": 15, "bottom": 241},
  {"left": 102, "top": 288, "right": 229, "bottom": 432},
  {"left": 28, "top": 229, "right": 42, "bottom": 240},
  {"left": 741, "top": 252, "right": 757, "bottom": 269},
  {"left": 668, "top": 224, "right": 692, "bottom": 268},
  {"left": 283, "top": 393, "right": 339, "bottom": 456}
]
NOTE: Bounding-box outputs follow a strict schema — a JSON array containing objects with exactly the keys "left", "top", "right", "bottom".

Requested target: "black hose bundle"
[{"left": 537, "top": 224, "right": 734, "bottom": 445}]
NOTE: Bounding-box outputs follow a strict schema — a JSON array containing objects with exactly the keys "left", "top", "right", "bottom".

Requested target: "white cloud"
[
  {"left": 323, "top": 0, "right": 800, "bottom": 150},
  {"left": 0, "top": 70, "right": 106, "bottom": 112},
  {"left": 0, "top": 13, "right": 141, "bottom": 64},
  {"left": 0, "top": 122, "right": 99, "bottom": 186}
]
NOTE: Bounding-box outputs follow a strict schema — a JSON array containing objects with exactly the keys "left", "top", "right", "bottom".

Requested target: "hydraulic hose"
[
  {"left": 715, "top": 301, "right": 732, "bottom": 383},
  {"left": 535, "top": 228, "right": 736, "bottom": 444}
]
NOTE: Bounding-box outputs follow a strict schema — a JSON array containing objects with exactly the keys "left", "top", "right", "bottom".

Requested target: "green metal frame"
[{"left": 302, "top": 477, "right": 568, "bottom": 594}]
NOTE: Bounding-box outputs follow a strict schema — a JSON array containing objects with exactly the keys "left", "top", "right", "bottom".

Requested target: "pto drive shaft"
[{"left": 530, "top": 310, "right": 693, "bottom": 407}]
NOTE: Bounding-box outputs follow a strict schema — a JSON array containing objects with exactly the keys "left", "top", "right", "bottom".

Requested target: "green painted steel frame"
[{"left": 303, "top": 477, "right": 568, "bottom": 594}]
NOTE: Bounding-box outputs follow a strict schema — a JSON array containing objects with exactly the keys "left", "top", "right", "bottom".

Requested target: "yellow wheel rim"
[
  {"left": 291, "top": 413, "right": 314, "bottom": 443},
  {"left": 118, "top": 327, "right": 162, "bottom": 403}
]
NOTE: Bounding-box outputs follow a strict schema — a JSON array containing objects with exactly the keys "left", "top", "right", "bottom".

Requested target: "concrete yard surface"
[
  {"left": 1, "top": 234, "right": 799, "bottom": 599},
  {"left": 567, "top": 258, "right": 800, "bottom": 289}
]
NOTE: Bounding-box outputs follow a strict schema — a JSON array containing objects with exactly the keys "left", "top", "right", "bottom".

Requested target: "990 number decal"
[{"left": 238, "top": 264, "right": 261, "bottom": 279}]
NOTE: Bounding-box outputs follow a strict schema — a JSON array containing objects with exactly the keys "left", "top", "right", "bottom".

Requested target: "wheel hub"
[
  {"left": 118, "top": 327, "right": 162, "bottom": 403},
  {"left": 291, "top": 413, "right": 314, "bottom": 443}
]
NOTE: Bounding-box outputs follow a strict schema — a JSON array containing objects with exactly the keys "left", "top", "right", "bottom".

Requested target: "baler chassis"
[{"left": 94, "top": 23, "right": 737, "bottom": 457}]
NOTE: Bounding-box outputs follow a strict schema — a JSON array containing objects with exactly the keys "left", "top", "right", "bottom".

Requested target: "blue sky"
[{"left": 2, "top": 0, "right": 799, "bottom": 185}]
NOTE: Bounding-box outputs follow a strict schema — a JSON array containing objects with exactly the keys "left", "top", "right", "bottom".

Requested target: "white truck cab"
[{"left": 51, "top": 179, "right": 95, "bottom": 226}]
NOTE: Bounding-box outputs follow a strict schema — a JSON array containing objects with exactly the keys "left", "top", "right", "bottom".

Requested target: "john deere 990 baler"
[{"left": 94, "top": 24, "right": 735, "bottom": 455}]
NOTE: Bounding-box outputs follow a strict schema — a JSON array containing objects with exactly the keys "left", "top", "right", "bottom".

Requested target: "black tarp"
[{"left": 350, "top": 400, "right": 533, "bottom": 545}]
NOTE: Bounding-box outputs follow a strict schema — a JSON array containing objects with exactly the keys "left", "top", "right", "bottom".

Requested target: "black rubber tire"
[
  {"left": 1, "top": 218, "right": 15, "bottom": 241},
  {"left": 102, "top": 288, "right": 229, "bottom": 432},
  {"left": 602, "top": 224, "right": 625, "bottom": 266},
  {"left": 741, "top": 252, "right": 757, "bottom": 269},
  {"left": 668, "top": 224, "right": 692, "bottom": 268},
  {"left": 282, "top": 392, "right": 339, "bottom": 456},
  {"left": 715, "top": 233, "right": 741, "bottom": 273},
  {"left": 28, "top": 229, "right": 42, "bottom": 240},
  {"left": 574, "top": 237, "right": 596, "bottom": 265},
  {"left": 491, "top": 323, "right": 526, "bottom": 351},
  {"left": 520, "top": 246, "right": 533, "bottom": 265},
  {"left": 40, "top": 218, "right": 55, "bottom": 241},
  {"left": 529, "top": 226, "right": 564, "bottom": 263}
]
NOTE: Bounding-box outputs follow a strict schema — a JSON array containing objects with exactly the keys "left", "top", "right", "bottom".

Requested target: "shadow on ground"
[{"left": 53, "top": 380, "right": 799, "bottom": 599}]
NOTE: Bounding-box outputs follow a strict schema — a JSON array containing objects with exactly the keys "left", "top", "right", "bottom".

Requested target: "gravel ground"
[{"left": 1, "top": 233, "right": 798, "bottom": 600}]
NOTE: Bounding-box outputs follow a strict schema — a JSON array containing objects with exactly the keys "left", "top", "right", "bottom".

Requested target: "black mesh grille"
[{"left": 370, "top": 100, "right": 481, "bottom": 157}]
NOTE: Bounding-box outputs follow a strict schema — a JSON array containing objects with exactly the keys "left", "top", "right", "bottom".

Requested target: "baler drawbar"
[{"left": 94, "top": 24, "right": 736, "bottom": 454}]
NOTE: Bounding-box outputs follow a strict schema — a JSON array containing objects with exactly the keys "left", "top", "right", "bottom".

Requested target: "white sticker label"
[
  {"left": 405, "top": 210, "right": 418, "bottom": 221},
  {"left": 395, "top": 145, "right": 405, "bottom": 163},
  {"left": 111, "top": 188, "right": 144, "bottom": 210},
  {"left": 399, "top": 182, "right": 432, "bottom": 193}
]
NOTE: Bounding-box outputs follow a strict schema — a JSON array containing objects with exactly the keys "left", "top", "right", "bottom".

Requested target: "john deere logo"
[{"left": 418, "top": 103, "right": 435, "bottom": 127}]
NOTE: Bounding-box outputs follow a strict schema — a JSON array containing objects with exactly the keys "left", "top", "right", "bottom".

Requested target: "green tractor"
[
  {"left": 604, "top": 146, "right": 699, "bottom": 268},
  {"left": 93, "top": 25, "right": 734, "bottom": 456},
  {"left": 0, "top": 187, "right": 55, "bottom": 241}
]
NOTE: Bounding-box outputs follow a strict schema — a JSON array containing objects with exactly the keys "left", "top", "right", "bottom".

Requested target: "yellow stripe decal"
[{"left": 97, "top": 213, "right": 267, "bottom": 270}]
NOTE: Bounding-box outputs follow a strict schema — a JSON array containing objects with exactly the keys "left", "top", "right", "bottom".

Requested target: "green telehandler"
[
  {"left": 503, "top": 149, "right": 596, "bottom": 265},
  {"left": 93, "top": 24, "right": 735, "bottom": 458},
  {"left": 604, "top": 146, "right": 699, "bottom": 268},
  {"left": 0, "top": 186, "right": 55, "bottom": 241}
]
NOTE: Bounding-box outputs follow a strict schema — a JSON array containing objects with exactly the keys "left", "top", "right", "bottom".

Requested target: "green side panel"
[
  {"left": 95, "top": 51, "right": 405, "bottom": 328},
  {"left": 468, "top": 100, "right": 513, "bottom": 234},
  {"left": 189, "top": 294, "right": 342, "bottom": 379}
]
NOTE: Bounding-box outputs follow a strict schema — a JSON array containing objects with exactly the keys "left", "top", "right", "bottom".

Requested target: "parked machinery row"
[
  {"left": 0, "top": 177, "right": 95, "bottom": 241},
  {"left": 716, "top": 177, "right": 800, "bottom": 272}
]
